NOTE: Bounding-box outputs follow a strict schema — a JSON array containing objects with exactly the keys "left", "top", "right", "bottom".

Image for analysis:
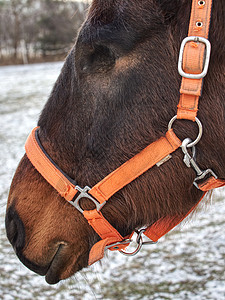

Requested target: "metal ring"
[
  {"left": 119, "top": 235, "right": 143, "bottom": 256},
  {"left": 196, "top": 21, "right": 203, "bottom": 27},
  {"left": 168, "top": 115, "right": 178, "bottom": 131},
  {"left": 198, "top": 0, "right": 205, "bottom": 6},
  {"left": 168, "top": 115, "right": 203, "bottom": 148}
]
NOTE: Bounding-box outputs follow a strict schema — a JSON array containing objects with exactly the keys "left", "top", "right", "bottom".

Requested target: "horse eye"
[{"left": 76, "top": 44, "right": 116, "bottom": 73}]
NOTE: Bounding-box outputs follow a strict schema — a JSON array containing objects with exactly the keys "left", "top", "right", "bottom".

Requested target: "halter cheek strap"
[{"left": 24, "top": 0, "right": 224, "bottom": 266}]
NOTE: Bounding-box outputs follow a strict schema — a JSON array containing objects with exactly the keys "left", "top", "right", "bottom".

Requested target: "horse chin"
[
  {"left": 44, "top": 243, "right": 66, "bottom": 284},
  {"left": 16, "top": 242, "right": 88, "bottom": 285}
]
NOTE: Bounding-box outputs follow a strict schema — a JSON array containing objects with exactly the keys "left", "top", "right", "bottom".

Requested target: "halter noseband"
[{"left": 25, "top": 0, "right": 224, "bottom": 265}]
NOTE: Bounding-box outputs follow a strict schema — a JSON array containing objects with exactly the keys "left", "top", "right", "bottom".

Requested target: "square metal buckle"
[
  {"left": 178, "top": 36, "right": 211, "bottom": 79},
  {"left": 69, "top": 185, "right": 106, "bottom": 214}
]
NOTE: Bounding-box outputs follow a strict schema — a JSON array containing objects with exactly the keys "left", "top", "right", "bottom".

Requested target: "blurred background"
[
  {"left": 0, "top": 0, "right": 89, "bottom": 65},
  {"left": 0, "top": 1, "right": 225, "bottom": 299}
]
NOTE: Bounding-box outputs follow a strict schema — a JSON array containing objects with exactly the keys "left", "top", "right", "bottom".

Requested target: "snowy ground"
[{"left": 0, "top": 62, "right": 224, "bottom": 300}]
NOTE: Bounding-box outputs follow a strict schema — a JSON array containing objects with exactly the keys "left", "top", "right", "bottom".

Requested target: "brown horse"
[{"left": 5, "top": 0, "right": 225, "bottom": 285}]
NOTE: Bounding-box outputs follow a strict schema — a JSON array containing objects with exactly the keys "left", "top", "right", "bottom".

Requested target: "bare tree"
[{"left": 0, "top": 0, "right": 88, "bottom": 64}]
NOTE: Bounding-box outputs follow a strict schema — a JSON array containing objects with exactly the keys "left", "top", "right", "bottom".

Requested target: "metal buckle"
[
  {"left": 181, "top": 138, "right": 218, "bottom": 189},
  {"left": 193, "top": 169, "right": 218, "bottom": 189},
  {"left": 168, "top": 115, "right": 203, "bottom": 148},
  {"left": 69, "top": 185, "right": 106, "bottom": 214},
  {"left": 119, "top": 229, "right": 157, "bottom": 257},
  {"left": 178, "top": 36, "right": 211, "bottom": 79}
]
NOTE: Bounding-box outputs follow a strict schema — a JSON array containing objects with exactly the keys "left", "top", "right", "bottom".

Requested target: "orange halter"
[{"left": 25, "top": 0, "right": 224, "bottom": 266}]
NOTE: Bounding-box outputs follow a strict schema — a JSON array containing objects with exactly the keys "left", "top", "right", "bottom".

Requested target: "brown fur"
[{"left": 6, "top": 0, "right": 225, "bottom": 284}]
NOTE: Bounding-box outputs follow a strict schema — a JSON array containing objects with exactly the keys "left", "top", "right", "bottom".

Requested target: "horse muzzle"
[{"left": 5, "top": 205, "right": 83, "bottom": 284}]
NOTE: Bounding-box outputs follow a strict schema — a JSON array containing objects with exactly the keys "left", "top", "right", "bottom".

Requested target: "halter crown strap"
[
  {"left": 176, "top": 0, "right": 224, "bottom": 190},
  {"left": 177, "top": 0, "right": 213, "bottom": 121}
]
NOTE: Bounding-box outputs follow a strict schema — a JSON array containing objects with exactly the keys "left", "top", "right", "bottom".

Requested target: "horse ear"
[{"left": 157, "top": 0, "right": 180, "bottom": 23}]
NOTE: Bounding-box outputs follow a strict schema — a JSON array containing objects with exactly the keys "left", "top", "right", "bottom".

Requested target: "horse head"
[{"left": 5, "top": 0, "right": 225, "bottom": 284}]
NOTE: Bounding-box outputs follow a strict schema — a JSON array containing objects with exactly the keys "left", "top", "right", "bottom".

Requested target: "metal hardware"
[
  {"left": 156, "top": 154, "right": 172, "bottom": 167},
  {"left": 69, "top": 185, "right": 106, "bottom": 214},
  {"left": 193, "top": 169, "right": 218, "bottom": 189},
  {"left": 196, "top": 21, "right": 203, "bottom": 27},
  {"left": 136, "top": 229, "right": 158, "bottom": 245},
  {"left": 119, "top": 229, "right": 157, "bottom": 256},
  {"left": 198, "top": 0, "right": 205, "bottom": 6},
  {"left": 105, "top": 239, "right": 132, "bottom": 251},
  {"left": 168, "top": 115, "right": 203, "bottom": 148},
  {"left": 119, "top": 234, "right": 143, "bottom": 256},
  {"left": 181, "top": 138, "right": 218, "bottom": 189},
  {"left": 178, "top": 36, "right": 211, "bottom": 79},
  {"left": 181, "top": 138, "right": 198, "bottom": 168}
]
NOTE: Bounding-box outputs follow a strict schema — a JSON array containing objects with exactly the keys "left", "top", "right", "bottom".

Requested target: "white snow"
[{"left": 0, "top": 62, "right": 224, "bottom": 300}]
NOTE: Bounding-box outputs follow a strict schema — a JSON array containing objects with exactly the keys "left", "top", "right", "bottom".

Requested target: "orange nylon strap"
[
  {"left": 89, "top": 129, "right": 181, "bottom": 203},
  {"left": 144, "top": 192, "right": 206, "bottom": 242},
  {"left": 25, "top": 126, "right": 182, "bottom": 266},
  {"left": 88, "top": 238, "right": 121, "bottom": 266},
  {"left": 25, "top": 127, "right": 78, "bottom": 201},
  {"left": 25, "top": 127, "right": 127, "bottom": 261},
  {"left": 26, "top": 128, "right": 181, "bottom": 206},
  {"left": 88, "top": 234, "right": 133, "bottom": 265},
  {"left": 25, "top": 127, "right": 181, "bottom": 248},
  {"left": 83, "top": 210, "right": 123, "bottom": 241},
  {"left": 177, "top": 0, "right": 213, "bottom": 121},
  {"left": 198, "top": 177, "right": 225, "bottom": 191},
  {"left": 77, "top": 129, "right": 181, "bottom": 251},
  {"left": 85, "top": 130, "right": 181, "bottom": 264},
  {"left": 83, "top": 210, "right": 130, "bottom": 265}
]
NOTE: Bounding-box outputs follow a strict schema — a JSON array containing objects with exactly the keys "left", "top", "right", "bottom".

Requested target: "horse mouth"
[{"left": 16, "top": 242, "right": 86, "bottom": 284}]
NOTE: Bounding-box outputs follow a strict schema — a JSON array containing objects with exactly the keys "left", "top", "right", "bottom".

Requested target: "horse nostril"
[
  {"left": 5, "top": 206, "right": 25, "bottom": 252},
  {"left": 7, "top": 218, "right": 17, "bottom": 243}
]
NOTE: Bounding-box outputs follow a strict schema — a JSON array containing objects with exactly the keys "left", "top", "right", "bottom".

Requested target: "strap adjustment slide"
[
  {"left": 70, "top": 185, "right": 106, "bottom": 213},
  {"left": 178, "top": 36, "right": 211, "bottom": 79}
]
